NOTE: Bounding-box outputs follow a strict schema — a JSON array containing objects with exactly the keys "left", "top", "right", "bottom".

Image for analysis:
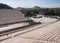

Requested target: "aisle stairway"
[{"left": 0, "top": 20, "right": 60, "bottom": 43}]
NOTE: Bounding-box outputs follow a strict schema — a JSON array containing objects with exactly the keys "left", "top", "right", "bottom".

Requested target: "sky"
[{"left": 0, "top": 0, "right": 60, "bottom": 8}]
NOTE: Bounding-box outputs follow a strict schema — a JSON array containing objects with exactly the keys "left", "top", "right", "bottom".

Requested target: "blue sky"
[{"left": 0, "top": 0, "right": 60, "bottom": 8}]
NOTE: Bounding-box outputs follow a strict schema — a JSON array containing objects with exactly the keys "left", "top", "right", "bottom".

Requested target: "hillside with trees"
[{"left": 17, "top": 6, "right": 60, "bottom": 17}]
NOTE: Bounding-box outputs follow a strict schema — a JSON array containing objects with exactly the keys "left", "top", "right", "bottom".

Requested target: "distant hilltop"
[{"left": 0, "top": 3, "right": 13, "bottom": 9}]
